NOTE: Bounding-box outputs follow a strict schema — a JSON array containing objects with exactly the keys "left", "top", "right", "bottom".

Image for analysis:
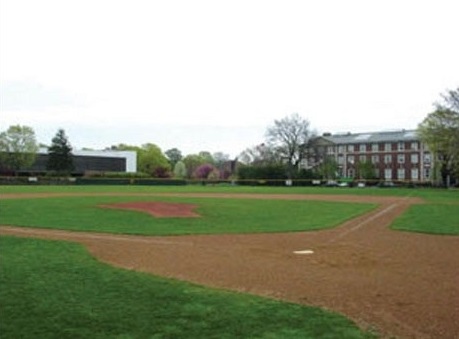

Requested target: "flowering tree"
[
  {"left": 173, "top": 161, "right": 187, "bottom": 178},
  {"left": 207, "top": 168, "right": 221, "bottom": 180},
  {"left": 194, "top": 163, "right": 215, "bottom": 179}
]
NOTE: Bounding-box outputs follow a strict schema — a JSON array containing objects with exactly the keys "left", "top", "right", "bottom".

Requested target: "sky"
[{"left": 1, "top": 0, "right": 458, "bottom": 158}]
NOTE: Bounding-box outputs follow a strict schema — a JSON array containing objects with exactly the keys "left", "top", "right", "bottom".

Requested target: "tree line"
[{"left": 1, "top": 88, "right": 458, "bottom": 185}]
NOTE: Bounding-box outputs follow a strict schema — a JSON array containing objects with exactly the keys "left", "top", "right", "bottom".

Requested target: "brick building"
[{"left": 305, "top": 130, "right": 432, "bottom": 182}]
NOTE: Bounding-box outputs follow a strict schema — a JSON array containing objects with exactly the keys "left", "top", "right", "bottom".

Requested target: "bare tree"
[
  {"left": 238, "top": 143, "right": 278, "bottom": 166},
  {"left": 436, "top": 87, "right": 459, "bottom": 112},
  {"left": 265, "top": 113, "right": 314, "bottom": 176}
]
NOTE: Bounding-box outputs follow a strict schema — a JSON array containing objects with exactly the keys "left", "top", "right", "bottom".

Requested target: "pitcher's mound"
[{"left": 99, "top": 201, "right": 200, "bottom": 218}]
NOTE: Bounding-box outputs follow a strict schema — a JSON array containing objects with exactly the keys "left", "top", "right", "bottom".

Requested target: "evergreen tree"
[{"left": 46, "top": 129, "right": 74, "bottom": 175}]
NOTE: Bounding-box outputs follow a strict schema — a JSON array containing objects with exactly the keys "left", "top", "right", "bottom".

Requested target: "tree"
[
  {"left": 435, "top": 87, "right": 459, "bottom": 112},
  {"left": 110, "top": 143, "right": 171, "bottom": 177},
  {"left": 212, "top": 152, "right": 229, "bottom": 167},
  {"left": 418, "top": 108, "right": 459, "bottom": 186},
  {"left": 357, "top": 160, "right": 377, "bottom": 181},
  {"left": 238, "top": 143, "right": 279, "bottom": 166},
  {"left": 198, "top": 151, "right": 214, "bottom": 164},
  {"left": 265, "top": 113, "right": 314, "bottom": 177},
  {"left": 137, "top": 143, "right": 171, "bottom": 176},
  {"left": 315, "top": 156, "right": 338, "bottom": 180},
  {"left": 0, "top": 125, "right": 38, "bottom": 173},
  {"left": 418, "top": 88, "right": 459, "bottom": 186},
  {"left": 183, "top": 154, "right": 207, "bottom": 178},
  {"left": 165, "top": 148, "right": 183, "bottom": 167},
  {"left": 207, "top": 168, "right": 221, "bottom": 180},
  {"left": 153, "top": 166, "right": 171, "bottom": 178},
  {"left": 194, "top": 163, "right": 216, "bottom": 179},
  {"left": 173, "top": 160, "right": 187, "bottom": 179},
  {"left": 46, "top": 129, "right": 74, "bottom": 175}
]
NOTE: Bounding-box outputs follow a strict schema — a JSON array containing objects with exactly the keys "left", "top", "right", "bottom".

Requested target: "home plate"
[{"left": 294, "top": 250, "right": 314, "bottom": 255}]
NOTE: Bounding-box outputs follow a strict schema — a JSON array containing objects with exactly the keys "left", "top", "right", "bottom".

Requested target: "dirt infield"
[{"left": 1, "top": 193, "right": 458, "bottom": 339}]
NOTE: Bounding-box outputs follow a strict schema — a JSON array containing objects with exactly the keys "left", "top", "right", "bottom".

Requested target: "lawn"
[
  {"left": 0, "top": 195, "right": 375, "bottom": 235},
  {"left": 0, "top": 183, "right": 457, "bottom": 201},
  {"left": 1, "top": 185, "right": 458, "bottom": 236},
  {"left": 391, "top": 204, "right": 459, "bottom": 235},
  {"left": 0, "top": 236, "right": 375, "bottom": 339}
]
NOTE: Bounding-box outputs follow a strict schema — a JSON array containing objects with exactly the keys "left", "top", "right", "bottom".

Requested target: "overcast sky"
[{"left": 1, "top": 0, "right": 458, "bottom": 158}]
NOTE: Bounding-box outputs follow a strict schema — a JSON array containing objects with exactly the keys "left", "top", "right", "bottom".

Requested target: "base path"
[{"left": 1, "top": 193, "right": 458, "bottom": 339}]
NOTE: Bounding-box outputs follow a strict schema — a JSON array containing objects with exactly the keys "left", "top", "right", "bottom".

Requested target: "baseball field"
[{"left": 1, "top": 185, "right": 458, "bottom": 338}]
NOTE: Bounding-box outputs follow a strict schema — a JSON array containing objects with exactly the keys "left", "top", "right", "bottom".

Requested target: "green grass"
[
  {"left": 0, "top": 236, "right": 375, "bottom": 339},
  {"left": 391, "top": 204, "right": 459, "bottom": 235},
  {"left": 1, "top": 185, "right": 458, "bottom": 235},
  {"left": 0, "top": 196, "right": 375, "bottom": 235},
  {"left": 1, "top": 183, "right": 457, "bottom": 200}
]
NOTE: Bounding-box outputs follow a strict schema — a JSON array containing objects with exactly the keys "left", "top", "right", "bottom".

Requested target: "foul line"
[
  {"left": 0, "top": 226, "right": 192, "bottom": 246},
  {"left": 326, "top": 203, "right": 398, "bottom": 244}
]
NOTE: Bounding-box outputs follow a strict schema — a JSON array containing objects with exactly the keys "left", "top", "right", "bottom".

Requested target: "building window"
[
  {"left": 397, "top": 154, "right": 405, "bottom": 164},
  {"left": 424, "top": 153, "right": 431, "bottom": 163},
  {"left": 372, "top": 143, "right": 379, "bottom": 152},
  {"left": 371, "top": 155, "right": 379, "bottom": 164},
  {"left": 398, "top": 142, "right": 405, "bottom": 151},
  {"left": 411, "top": 142, "right": 418, "bottom": 150},
  {"left": 348, "top": 144, "right": 354, "bottom": 152},
  {"left": 397, "top": 169, "right": 405, "bottom": 180},
  {"left": 327, "top": 146, "right": 335, "bottom": 154},
  {"left": 411, "top": 153, "right": 419, "bottom": 164},
  {"left": 348, "top": 168, "right": 355, "bottom": 178},
  {"left": 385, "top": 143, "right": 392, "bottom": 152},
  {"left": 411, "top": 168, "right": 419, "bottom": 180},
  {"left": 360, "top": 144, "right": 367, "bottom": 152},
  {"left": 424, "top": 168, "right": 431, "bottom": 179},
  {"left": 338, "top": 145, "right": 344, "bottom": 153},
  {"left": 359, "top": 155, "right": 366, "bottom": 162},
  {"left": 348, "top": 155, "right": 355, "bottom": 164},
  {"left": 338, "top": 155, "right": 344, "bottom": 165},
  {"left": 385, "top": 169, "right": 392, "bottom": 180},
  {"left": 338, "top": 168, "right": 344, "bottom": 177},
  {"left": 384, "top": 154, "right": 392, "bottom": 164}
]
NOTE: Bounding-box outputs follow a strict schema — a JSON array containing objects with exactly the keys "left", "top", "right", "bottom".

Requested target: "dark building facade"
[{"left": 1, "top": 149, "right": 137, "bottom": 175}]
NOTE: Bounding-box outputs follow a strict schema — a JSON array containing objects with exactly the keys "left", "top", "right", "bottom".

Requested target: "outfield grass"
[
  {"left": 0, "top": 195, "right": 375, "bottom": 235},
  {"left": 0, "top": 183, "right": 457, "bottom": 201},
  {"left": 0, "top": 236, "right": 375, "bottom": 339},
  {"left": 391, "top": 204, "right": 459, "bottom": 235},
  {"left": 1, "top": 185, "right": 458, "bottom": 235}
]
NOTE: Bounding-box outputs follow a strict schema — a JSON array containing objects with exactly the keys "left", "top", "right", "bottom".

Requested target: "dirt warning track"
[{"left": 1, "top": 193, "right": 458, "bottom": 339}]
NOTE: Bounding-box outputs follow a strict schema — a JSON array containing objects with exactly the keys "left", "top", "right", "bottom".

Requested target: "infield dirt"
[{"left": 1, "top": 193, "right": 458, "bottom": 339}]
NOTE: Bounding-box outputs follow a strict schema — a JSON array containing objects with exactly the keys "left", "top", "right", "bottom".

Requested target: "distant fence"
[{"left": 0, "top": 176, "right": 437, "bottom": 188}]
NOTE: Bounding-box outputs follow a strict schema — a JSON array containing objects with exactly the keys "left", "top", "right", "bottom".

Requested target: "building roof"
[{"left": 321, "top": 130, "right": 419, "bottom": 144}]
